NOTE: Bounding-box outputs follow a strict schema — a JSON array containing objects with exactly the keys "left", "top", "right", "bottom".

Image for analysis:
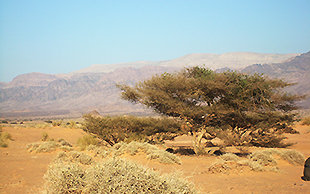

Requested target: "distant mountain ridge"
[
  {"left": 71, "top": 52, "right": 299, "bottom": 74},
  {"left": 0, "top": 52, "right": 308, "bottom": 118}
]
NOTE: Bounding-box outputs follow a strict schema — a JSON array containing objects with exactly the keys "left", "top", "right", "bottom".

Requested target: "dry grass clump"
[
  {"left": 248, "top": 150, "right": 277, "bottom": 166},
  {"left": 107, "top": 141, "right": 181, "bottom": 165},
  {"left": 26, "top": 137, "right": 73, "bottom": 153},
  {"left": 87, "top": 145, "right": 108, "bottom": 158},
  {"left": 41, "top": 132, "right": 49, "bottom": 141},
  {"left": 26, "top": 141, "right": 58, "bottom": 153},
  {"left": 55, "top": 151, "right": 93, "bottom": 165},
  {"left": 301, "top": 117, "right": 310, "bottom": 126},
  {"left": 77, "top": 135, "right": 98, "bottom": 151},
  {"left": 208, "top": 161, "right": 247, "bottom": 174},
  {"left": 220, "top": 153, "right": 240, "bottom": 162},
  {"left": 35, "top": 123, "right": 52, "bottom": 129},
  {"left": 59, "top": 146, "right": 74, "bottom": 152},
  {"left": 0, "top": 131, "right": 12, "bottom": 148},
  {"left": 42, "top": 157, "right": 197, "bottom": 194},
  {"left": 43, "top": 161, "right": 86, "bottom": 194},
  {"left": 51, "top": 120, "right": 62, "bottom": 127},
  {"left": 277, "top": 149, "right": 305, "bottom": 165},
  {"left": 57, "top": 138, "right": 72, "bottom": 147},
  {"left": 207, "top": 148, "right": 304, "bottom": 174}
]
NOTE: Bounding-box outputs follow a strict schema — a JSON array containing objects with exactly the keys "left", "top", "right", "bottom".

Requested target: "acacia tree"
[{"left": 117, "top": 66, "right": 303, "bottom": 151}]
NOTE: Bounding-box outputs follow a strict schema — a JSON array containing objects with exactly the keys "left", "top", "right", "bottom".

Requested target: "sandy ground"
[{"left": 0, "top": 124, "right": 309, "bottom": 193}]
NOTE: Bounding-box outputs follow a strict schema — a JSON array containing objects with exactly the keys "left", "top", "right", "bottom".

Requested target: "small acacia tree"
[{"left": 117, "top": 66, "right": 303, "bottom": 152}]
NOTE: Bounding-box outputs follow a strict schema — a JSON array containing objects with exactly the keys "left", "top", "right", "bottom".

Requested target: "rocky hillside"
[
  {"left": 0, "top": 66, "right": 178, "bottom": 118},
  {"left": 0, "top": 52, "right": 308, "bottom": 118}
]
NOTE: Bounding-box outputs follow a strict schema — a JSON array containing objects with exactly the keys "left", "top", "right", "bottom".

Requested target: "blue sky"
[{"left": 0, "top": 0, "right": 309, "bottom": 82}]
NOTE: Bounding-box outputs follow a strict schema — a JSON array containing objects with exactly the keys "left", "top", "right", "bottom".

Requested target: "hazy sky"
[{"left": 1, "top": 0, "right": 309, "bottom": 82}]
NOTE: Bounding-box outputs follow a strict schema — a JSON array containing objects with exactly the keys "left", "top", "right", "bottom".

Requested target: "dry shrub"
[
  {"left": 248, "top": 150, "right": 277, "bottom": 166},
  {"left": 87, "top": 145, "right": 108, "bottom": 158},
  {"left": 43, "top": 162, "right": 86, "bottom": 194},
  {"left": 301, "top": 117, "right": 310, "bottom": 126},
  {"left": 0, "top": 131, "right": 12, "bottom": 148},
  {"left": 51, "top": 120, "right": 62, "bottom": 127},
  {"left": 277, "top": 149, "right": 305, "bottom": 165},
  {"left": 57, "top": 138, "right": 72, "bottom": 147},
  {"left": 77, "top": 135, "right": 98, "bottom": 151},
  {"left": 55, "top": 151, "right": 93, "bottom": 165},
  {"left": 207, "top": 148, "right": 304, "bottom": 174},
  {"left": 35, "top": 123, "right": 52, "bottom": 129},
  {"left": 107, "top": 141, "right": 181, "bottom": 165},
  {"left": 59, "top": 146, "right": 74, "bottom": 152},
  {"left": 41, "top": 132, "right": 49, "bottom": 141},
  {"left": 220, "top": 153, "right": 240, "bottom": 162},
  {"left": 42, "top": 157, "right": 197, "bottom": 194},
  {"left": 86, "top": 158, "right": 195, "bottom": 193},
  {"left": 1, "top": 131, "right": 12, "bottom": 140},
  {"left": 27, "top": 141, "right": 58, "bottom": 153},
  {"left": 208, "top": 161, "right": 247, "bottom": 174},
  {"left": 26, "top": 138, "right": 73, "bottom": 153}
]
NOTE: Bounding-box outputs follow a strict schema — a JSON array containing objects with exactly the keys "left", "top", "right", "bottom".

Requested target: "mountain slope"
[{"left": 0, "top": 52, "right": 307, "bottom": 118}]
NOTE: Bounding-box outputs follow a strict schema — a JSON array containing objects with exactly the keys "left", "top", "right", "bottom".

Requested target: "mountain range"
[{"left": 0, "top": 52, "right": 309, "bottom": 118}]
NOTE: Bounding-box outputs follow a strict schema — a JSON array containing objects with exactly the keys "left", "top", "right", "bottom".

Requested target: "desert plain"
[{"left": 0, "top": 122, "right": 309, "bottom": 194}]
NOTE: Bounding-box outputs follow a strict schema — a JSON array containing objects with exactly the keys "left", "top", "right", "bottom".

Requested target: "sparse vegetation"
[
  {"left": 207, "top": 148, "right": 305, "bottom": 174},
  {"left": 55, "top": 151, "right": 93, "bottom": 165},
  {"left": 26, "top": 138, "right": 73, "bottom": 153},
  {"left": 106, "top": 141, "right": 182, "bottom": 165},
  {"left": 51, "top": 120, "right": 62, "bottom": 127},
  {"left": 26, "top": 141, "right": 58, "bottom": 153},
  {"left": 43, "top": 157, "right": 197, "bottom": 194}
]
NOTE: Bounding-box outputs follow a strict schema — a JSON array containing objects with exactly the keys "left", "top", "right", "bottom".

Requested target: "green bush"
[
  {"left": 82, "top": 114, "right": 184, "bottom": 146},
  {"left": 43, "top": 157, "right": 198, "bottom": 194}
]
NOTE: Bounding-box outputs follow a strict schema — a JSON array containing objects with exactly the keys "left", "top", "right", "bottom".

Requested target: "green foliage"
[
  {"left": 82, "top": 114, "right": 183, "bottom": 146},
  {"left": 301, "top": 117, "right": 310, "bottom": 126},
  {"left": 118, "top": 66, "right": 303, "bottom": 148},
  {"left": 43, "top": 157, "right": 197, "bottom": 194},
  {"left": 77, "top": 135, "right": 98, "bottom": 151}
]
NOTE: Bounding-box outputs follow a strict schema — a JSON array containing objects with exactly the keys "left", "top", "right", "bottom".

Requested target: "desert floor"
[{"left": 0, "top": 123, "right": 309, "bottom": 194}]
